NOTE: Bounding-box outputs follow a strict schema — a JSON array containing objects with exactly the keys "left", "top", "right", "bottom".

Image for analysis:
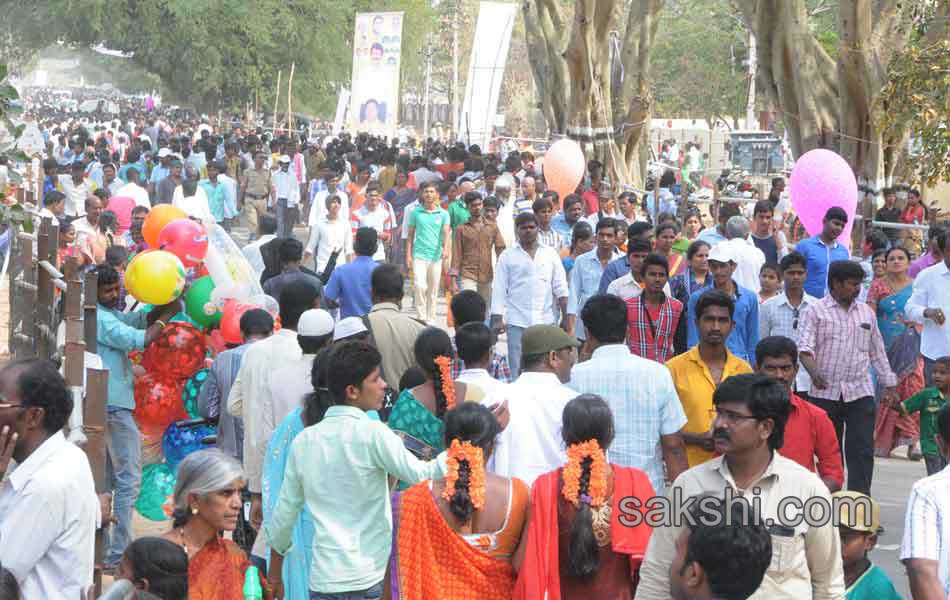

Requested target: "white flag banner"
[{"left": 460, "top": 2, "right": 518, "bottom": 150}]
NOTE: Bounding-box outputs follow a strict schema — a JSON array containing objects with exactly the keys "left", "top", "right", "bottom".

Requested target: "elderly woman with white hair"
[{"left": 161, "top": 449, "right": 272, "bottom": 599}]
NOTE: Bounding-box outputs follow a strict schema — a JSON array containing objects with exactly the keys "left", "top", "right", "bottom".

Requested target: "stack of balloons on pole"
[{"left": 120, "top": 207, "right": 278, "bottom": 521}]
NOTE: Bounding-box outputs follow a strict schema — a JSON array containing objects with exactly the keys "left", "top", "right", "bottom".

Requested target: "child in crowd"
[
  {"left": 758, "top": 263, "right": 782, "bottom": 303},
  {"left": 115, "top": 537, "right": 188, "bottom": 600},
  {"left": 900, "top": 356, "right": 950, "bottom": 475},
  {"left": 834, "top": 491, "right": 901, "bottom": 599}
]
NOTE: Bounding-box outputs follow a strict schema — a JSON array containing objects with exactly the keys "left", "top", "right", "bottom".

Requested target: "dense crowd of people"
[{"left": 0, "top": 100, "right": 948, "bottom": 600}]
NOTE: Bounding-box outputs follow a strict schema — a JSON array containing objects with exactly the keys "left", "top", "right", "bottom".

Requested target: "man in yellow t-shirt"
[{"left": 665, "top": 289, "right": 752, "bottom": 465}]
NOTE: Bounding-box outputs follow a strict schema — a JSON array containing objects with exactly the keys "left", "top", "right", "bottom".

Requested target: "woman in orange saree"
[
  {"left": 161, "top": 449, "right": 271, "bottom": 600},
  {"left": 388, "top": 403, "right": 528, "bottom": 600}
]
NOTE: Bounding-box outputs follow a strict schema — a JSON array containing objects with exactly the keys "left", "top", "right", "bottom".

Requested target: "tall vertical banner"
[
  {"left": 350, "top": 12, "right": 404, "bottom": 139},
  {"left": 461, "top": 2, "right": 518, "bottom": 150}
]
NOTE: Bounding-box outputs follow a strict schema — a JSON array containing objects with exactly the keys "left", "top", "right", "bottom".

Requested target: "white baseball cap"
[
  {"left": 297, "top": 309, "right": 334, "bottom": 337},
  {"left": 278, "top": 154, "right": 292, "bottom": 164},
  {"left": 157, "top": 148, "right": 172, "bottom": 158},
  {"left": 333, "top": 316, "right": 369, "bottom": 342},
  {"left": 707, "top": 243, "right": 736, "bottom": 264}
]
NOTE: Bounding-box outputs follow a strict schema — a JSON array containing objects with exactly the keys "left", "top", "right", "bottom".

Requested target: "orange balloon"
[
  {"left": 543, "top": 139, "right": 586, "bottom": 203},
  {"left": 142, "top": 205, "right": 188, "bottom": 248}
]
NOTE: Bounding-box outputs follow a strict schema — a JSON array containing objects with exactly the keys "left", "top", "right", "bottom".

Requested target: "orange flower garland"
[
  {"left": 441, "top": 439, "right": 486, "bottom": 512},
  {"left": 562, "top": 439, "right": 609, "bottom": 508},
  {"left": 433, "top": 355, "right": 457, "bottom": 410}
]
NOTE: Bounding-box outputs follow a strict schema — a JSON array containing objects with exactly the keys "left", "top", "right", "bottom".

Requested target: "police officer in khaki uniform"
[{"left": 240, "top": 151, "right": 272, "bottom": 234}]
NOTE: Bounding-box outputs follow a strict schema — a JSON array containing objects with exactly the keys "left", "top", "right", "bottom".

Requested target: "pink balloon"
[
  {"left": 543, "top": 139, "right": 586, "bottom": 205},
  {"left": 157, "top": 219, "right": 209, "bottom": 269},
  {"left": 789, "top": 149, "right": 858, "bottom": 247},
  {"left": 106, "top": 196, "right": 136, "bottom": 235}
]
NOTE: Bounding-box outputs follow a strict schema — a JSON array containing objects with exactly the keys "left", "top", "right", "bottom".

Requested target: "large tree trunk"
[
  {"left": 523, "top": 0, "right": 664, "bottom": 189},
  {"left": 733, "top": 0, "right": 838, "bottom": 157},
  {"left": 735, "top": 0, "right": 924, "bottom": 187}
]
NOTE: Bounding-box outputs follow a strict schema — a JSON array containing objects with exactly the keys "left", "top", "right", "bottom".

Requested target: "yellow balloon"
[{"left": 126, "top": 250, "right": 187, "bottom": 305}]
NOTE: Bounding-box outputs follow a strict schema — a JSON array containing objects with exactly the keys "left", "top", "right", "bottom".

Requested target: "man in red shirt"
[{"left": 756, "top": 335, "right": 843, "bottom": 491}]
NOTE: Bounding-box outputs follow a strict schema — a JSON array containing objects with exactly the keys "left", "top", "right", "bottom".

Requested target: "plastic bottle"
[{"left": 243, "top": 565, "right": 263, "bottom": 600}]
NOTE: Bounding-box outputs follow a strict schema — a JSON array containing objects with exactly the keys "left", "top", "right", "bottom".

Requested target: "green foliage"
[
  {"left": 652, "top": 0, "right": 748, "bottom": 124},
  {"left": 876, "top": 39, "right": 950, "bottom": 185},
  {"left": 0, "top": 0, "right": 433, "bottom": 117}
]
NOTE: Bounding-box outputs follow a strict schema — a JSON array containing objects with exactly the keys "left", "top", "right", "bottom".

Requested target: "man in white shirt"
[
  {"left": 487, "top": 325, "right": 579, "bottom": 486},
  {"left": 309, "top": 171, "right": 350, "bottom": 230},
  {"left": 906, "top": 230, "right": 950, "bottom": 386},
  {"left": 0, "top": 359, "right": 98, "bottom": 600},
  {"left": 490, "top": 212, "right": 569, "bottom": 378},
  {"left": 228, "top": 280, "right": 321, "bottom": 566},
  {"left": 242, "top": 214, "right": 278, "bottom": 278},
  {"left": 351, "top": 182, "right": 394, "bottom": 262},
  {"left": 454, "top": 322, "right": 509, "bottom": 401},
  {"left": 247, "top": 308, "right": 333, "bottom": 562},
  {"left": 272, "top": 155, "right": 301, "bottom": 238},
  {"left": 717, "top": 215, "right": 766, "bottom": 292},
  {"left": 57, "top": 161, "right": 97, "bottom": 216},
  {"left": 901, "top": 404, "right": 950, "bottom": 599},
  {"left": 113, "top": 166, "right": 150, "bottom": 209}
]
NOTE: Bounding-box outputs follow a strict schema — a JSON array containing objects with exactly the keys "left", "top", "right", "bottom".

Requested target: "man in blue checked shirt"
[{"left": 686, "top": 243, "right": 759, "bottom": 364}]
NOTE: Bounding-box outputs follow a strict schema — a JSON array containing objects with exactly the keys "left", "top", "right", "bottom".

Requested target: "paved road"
[{"left": 234, "top": 223, "right": 924, "bottom": 597}]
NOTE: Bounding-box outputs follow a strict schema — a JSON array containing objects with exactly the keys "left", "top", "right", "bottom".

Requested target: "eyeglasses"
[{"left": 709, "top": 408, "right": 761, "bottom": 425}]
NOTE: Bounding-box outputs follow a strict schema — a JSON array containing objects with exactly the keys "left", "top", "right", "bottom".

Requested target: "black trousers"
[{"left": 808, "top": 395, "right": 876, "bottom": 494}]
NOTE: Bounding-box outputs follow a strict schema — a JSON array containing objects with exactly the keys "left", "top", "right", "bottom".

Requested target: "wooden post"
[
  {"left": 83, "top": 271, "right": 98, "bottom": 352},
  {"left": 287, "top": 62, "right": 296, "bottom": 134},
  {"left": 10, "top": 227, "right": 36, "bottom": 359},
  {"left": 85, "top": 367, "right": 110, "bottom": 596},
  {"left": 63, "top": 257, "right": 85, "bottom": 387},
  {"left": 34, "top": 219, "right": 53, "bottom": 359},
  {"left": 273, "top": 70, "right": 282, "bottom": 135}
]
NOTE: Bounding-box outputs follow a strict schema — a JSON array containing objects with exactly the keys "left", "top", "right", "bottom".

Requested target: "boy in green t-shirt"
[
  {"left": 900, "top": 356, "right": 950, "bottom": 475},
  {"left": 834, "top": 491, "right": 902, "bottom": 600}
]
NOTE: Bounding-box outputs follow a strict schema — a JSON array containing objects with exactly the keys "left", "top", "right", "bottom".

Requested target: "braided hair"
[
  {"left": 443, "top": 403, "right": 501, "bottom": 522},
  {"left": 413, "top": 327, "right": 456, "bottom": 418},
  {"left": 562, "top": 394, "right": 615, "bottom": 579}
]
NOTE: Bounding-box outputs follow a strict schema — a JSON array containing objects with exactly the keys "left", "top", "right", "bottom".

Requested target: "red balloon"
[
  {"left": 220, "top": 300, "right": 254, "bottom": 345},
  {"left": 195, "top": 263, "right": 210, "bottom": 278},
  {"left": 142, "top": 322, "right": 208, "bottom": 379},
  {"left": 157, "top": 219, "right": 209, "bottom": 269},
  {"left": 133, "top": 373, "right": 188, "bottom": 433}
]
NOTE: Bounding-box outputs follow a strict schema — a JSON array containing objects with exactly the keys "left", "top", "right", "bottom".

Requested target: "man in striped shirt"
[
  {"left": 798, "top": 260, "right": 897, "bottom": 495},
  {"left": 901, "top": 404, "right": 950, "bottom": 600}
]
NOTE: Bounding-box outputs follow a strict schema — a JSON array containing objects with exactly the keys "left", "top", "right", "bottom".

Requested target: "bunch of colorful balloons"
[
  {"left": 127, "top": 220, "right": 280, "bottom": 520},
  {"left": 134, "top": 321, "right": 214, "bottom": 521}
]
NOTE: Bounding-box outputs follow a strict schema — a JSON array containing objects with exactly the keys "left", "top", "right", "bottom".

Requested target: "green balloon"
[
  {"left": 135, "top": 462, "right": 177, "bottom": 522},
  {"left": 184, "top": 276, "right": 221, "bottom": 329},
  {"left": 182, "top": 368, "right": 210, "bottom": 418}
]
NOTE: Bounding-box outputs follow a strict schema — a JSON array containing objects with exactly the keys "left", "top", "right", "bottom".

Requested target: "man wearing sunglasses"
[
  {"left": 0, "top": 359, "right": 99, "bottom": 600},
  {"left": 759, "top": 252, "right": 819, "bottom": 399}
]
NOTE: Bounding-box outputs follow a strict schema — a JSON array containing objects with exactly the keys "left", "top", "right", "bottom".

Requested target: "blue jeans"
[
  {"left": 106, "top": 407, "right": 142, "bottom": 565},
  {"left": 507, "top": 325, "right": 525, "bottom": 379},
  {"left": 310, "top": 581, "right": 383, "bottom": 600}
]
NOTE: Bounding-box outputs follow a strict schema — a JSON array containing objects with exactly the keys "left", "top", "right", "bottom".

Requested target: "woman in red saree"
[
  {"left": 388, "top": 402, "right": 528, "bottom": 600},
  {"left": 161, "top": 449, "right": 271, "bottom": 600},
  {"left": 513, "top": 394, "right": 656, "bottom": 600}
]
